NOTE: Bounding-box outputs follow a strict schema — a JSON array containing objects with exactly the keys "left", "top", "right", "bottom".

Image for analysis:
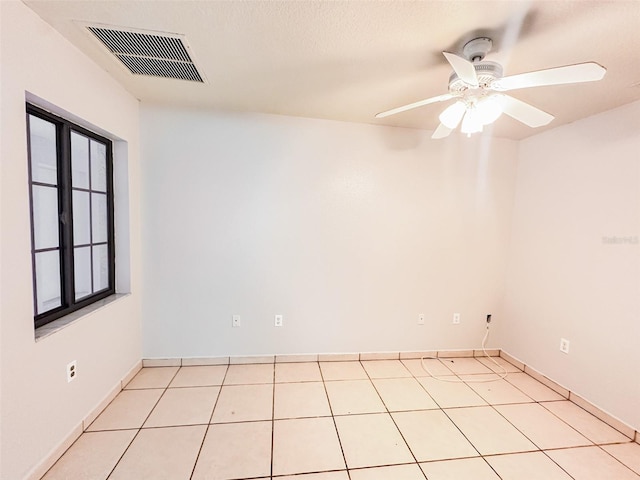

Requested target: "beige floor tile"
[
  {"left": 191, "top": 421, "right": 271, "bottom": 480},
  {"left": 392, "top": 410, "right": 478, "bottom": 461},
  {"left": 541, "top": 401, "right": 631, "bottom": 444},
  {"left": 402, "top": 358, "right": 455, "bottom": 377},
  {"left": 476, "top": 356, "right": 523, "bottom": 374},
  {"left": 168, "top": 365, "right": 227, "bottom": 387},
  {"left": 350, "top": 463, "right": 426, "bottom": 480},
  {"left": 275, "top": 362, "right": 323, "bottom": 383},
  {"left": 439, "top": 357, "right": 493, "bottom": 375},
  {"left": 144, "top": 386, "right": 220, "bottom": 427},
  {"left": 86, "top": 389, "right": 164, "bottom": 431},
  {"left": 325, "top": 380, "right": 386, "bottom": 415},
  {"left": 603, "top": 442, "right": 640, "bottom": 475},
  {"left": 446, "top": 406, "right": 538, "bottom": 455},
  {"left": 124, "top": 367, "right": 179, "bottom": 389},
  {"left": 496, "top": 403, "right": 592, "bottom": 449},
  {"left": 486, "top": 451, "right": 573, "bottom": 479},
  {"left": 223, "top": 363, "right": 274, "bottom": 385},
  {"left": 372, "top": 378, "right": 438, "bottom": 411},
  {"left": 41, "top": 430, "right": 136, "bottom": 480},
  {"left": 335, "top": 413, "right": 414, "bottom": 468},
  {"left": 211, "top": 384, "right": 273, "bottom": 423},
  {"left": 464, "top": 377, "right": 535, "bottom": 405},
  {"left": 420, "top": 457, "right": 500, "bottom": 480},
  {"left": 418, "top": 377, "right": 487, "bottom": 408},
  {"left": 504, "top": 372, "right": 565, "bottom": 401},
  {"left": 274, "top": 382, "right": 331, "bottom": 419},
  {"left": 109, "top": 425, "right": 206, "bottom": 480},
  {"left": 361, "top": 360, "right": 412, "bottom": 378},
  {"left": 272, "top": 417, "right": 346, "bottom": 475},
  {"left": 319, "top": 361, "right": 368, "bottom": 380},
  {"left": 278, "top": 472, "right": 349, "bottom": 480},
  {"left": 547, "top": 446, "right": 640, "bottom": 480}
]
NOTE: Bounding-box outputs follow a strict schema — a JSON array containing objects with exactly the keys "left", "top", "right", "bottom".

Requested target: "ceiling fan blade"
[
  {"left": 375, "top": 93, "right": 453, "bottom": 118},
  {"left": 495, "top": 62, "right": 606, "bottom": 91},
  {"left": 501, "top": 95, "right": 554, "bottom": 128},
  {"left": 431, "top": 123, "right": 453, "bottom": 139},
  {"left": 443, "top": 52, "right": 479, "bottom": 88}
]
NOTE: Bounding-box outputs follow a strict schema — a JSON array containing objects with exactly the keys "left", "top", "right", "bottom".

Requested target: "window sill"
[{"left": 35, "top": 293, "right": 130, "bottom": 342}]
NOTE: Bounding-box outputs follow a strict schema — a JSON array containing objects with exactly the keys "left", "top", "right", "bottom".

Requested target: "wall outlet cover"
[{"left": 67, "top": 360, "right": 77, "bottom": 383}]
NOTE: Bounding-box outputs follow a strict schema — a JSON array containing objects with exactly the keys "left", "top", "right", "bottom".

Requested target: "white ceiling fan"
[{"left": 375, "top": 37, "right": 606, "bottom": 139}]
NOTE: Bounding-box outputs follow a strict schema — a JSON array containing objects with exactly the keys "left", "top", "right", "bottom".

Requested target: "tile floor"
[{"left": 41, "top": 357, "right": 640, "bottom": 480}]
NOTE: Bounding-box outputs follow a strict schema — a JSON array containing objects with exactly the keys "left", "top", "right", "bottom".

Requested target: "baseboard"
[
  {"left": 499, "top": 350, "right": 637, "bottom": 441},
  {"left": 25, "top": 359, "right": 142, "bottom": 480},
  {"left": 142, "top": 348, "right": 501, "bottom": 367}
]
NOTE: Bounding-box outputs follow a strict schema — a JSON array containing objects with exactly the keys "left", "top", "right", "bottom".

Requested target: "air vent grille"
[{"left": 87, "top": 26, "right": 203, "bottom": 83}]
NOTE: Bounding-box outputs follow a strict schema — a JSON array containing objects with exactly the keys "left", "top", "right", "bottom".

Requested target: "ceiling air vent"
[{"left": 87, "top": 26, "right": 204, "bottom": 82}]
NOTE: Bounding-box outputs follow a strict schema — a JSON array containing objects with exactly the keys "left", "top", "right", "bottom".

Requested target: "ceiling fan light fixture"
[
  {"left": 461, "top": 108, "right": 483, "bottom": 135},
  {"left": 439, "top": 101, "right": 466, "bottom": 128}
]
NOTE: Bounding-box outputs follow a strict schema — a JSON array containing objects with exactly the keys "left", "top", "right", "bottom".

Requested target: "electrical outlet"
[
  {"left": 453, "top": 313, "right": 461, "bottom": 324},
  {"left": 418, "top": 314, "right": 425, "bottom": 325},
  {"left": 274, "top": 314, "right": 283, "bottom": 327},
  {"left": 560, "top": 338, "right": 570, "bottom": 354},
  {"left": 67, "top": 360, "right": 77, "bottom": 383},
  {"left": 232, "top": 314, "right": 241, "bottom": 327}
]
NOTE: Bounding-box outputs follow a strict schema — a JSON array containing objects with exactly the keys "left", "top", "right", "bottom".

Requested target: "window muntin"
[{"left": 27, "top": 104, "right": 115, "bottom": 328}]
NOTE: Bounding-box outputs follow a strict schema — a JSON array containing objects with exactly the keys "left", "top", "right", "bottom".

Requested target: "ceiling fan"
[{"left": 375, "top": 37, "right": 606, "bottom": 139}]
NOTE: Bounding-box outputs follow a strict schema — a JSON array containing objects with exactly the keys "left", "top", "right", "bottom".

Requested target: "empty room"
[{"left": 1, "top": 1, "right": 639, "bottom": 479}]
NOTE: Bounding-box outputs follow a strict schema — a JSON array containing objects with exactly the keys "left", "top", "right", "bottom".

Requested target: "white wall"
[
  {"left": 141, "top": 106, "right": 518, "bottom": 358},
  {"left": 0, "top": 2, "right": 142, "bottom": 479},
  {"left": 501, "top": 101, "right": 640, "bottom": 431}
]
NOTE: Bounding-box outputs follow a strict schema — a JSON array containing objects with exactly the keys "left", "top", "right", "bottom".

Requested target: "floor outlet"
[
  {"left": 274, "top": 314, "right": 283, "bottom": 327},
  {"left": 453, "top": 313, "right": 461, "bottom": 324},
  {"left": 418, "top": 314, "right": 425, "bottom": 325},
  {"left": 67, "top": 360, "right": 77, "bottom": 383},
  {"left": 560, "top": 338, "right": 570, "bottom": 354},
  {"left": 232, "top": 315, "right": 241, "bottom": 327}
]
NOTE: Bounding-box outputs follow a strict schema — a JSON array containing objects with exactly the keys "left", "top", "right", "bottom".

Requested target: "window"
[{"left": 26, "top": 104, "right": 115, "bottom": 329}]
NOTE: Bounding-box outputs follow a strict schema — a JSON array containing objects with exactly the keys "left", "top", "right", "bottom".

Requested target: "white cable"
[{"left": 420, "top": 321, "right": 508, "bottom": 383}]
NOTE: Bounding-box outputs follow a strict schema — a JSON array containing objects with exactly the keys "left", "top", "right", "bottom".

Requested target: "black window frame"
[{"left": 26, "top": 103, "right": 116, "bottom": 329}]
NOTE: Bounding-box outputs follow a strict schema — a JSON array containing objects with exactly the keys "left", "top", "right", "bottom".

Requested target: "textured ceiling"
[{"left": 23, "top": 0, "right": 640, "bottom": 140}]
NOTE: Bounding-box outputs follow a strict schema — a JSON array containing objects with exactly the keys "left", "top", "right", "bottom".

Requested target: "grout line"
[
  {"left": 319, "top": 360, "right": 352, "bottom": 480},
  {"left": 270, "top": 361, "right": 276, "bottom": 479},
  {"left": 104, "top": 366, "right": 182, "bottom": 479},
  {"left": 361, "top": 360, "right": 428, "bottom": 479},
  {"left": 187, "top": 363, "right": 228, "bottom": 480}
]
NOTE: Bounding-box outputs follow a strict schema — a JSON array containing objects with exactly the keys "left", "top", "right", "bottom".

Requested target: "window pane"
[
  {"left": 71, "top": 132, "right": 90, "bottom": 189},
  {"left": 90, "top": 140, "right": 107, "bottom": 192},
  {"left": 92, "top": 193, "right": 108, "bottom": 243},
  {"left": 29, "top": 115, "right": 57, "bottom": 185},
  {"left": 74, "top": 246, "right": 92, "bottom": 300},
  {"left": 32, "top": 185, "right": 59, "bottom": 250},
  {"left": 72, "top": 190, "right": 91, "bottom": 245},
  {"left": 93, "top": 244, "right": 109, "bottom": 292},
  {"left": 35, "top": 250, "right": 61, "bottom": 314}
]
